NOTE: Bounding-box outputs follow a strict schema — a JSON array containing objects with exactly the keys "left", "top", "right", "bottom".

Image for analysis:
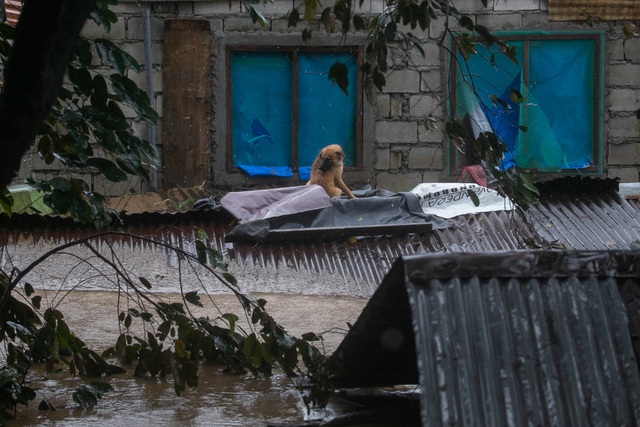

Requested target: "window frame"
[
  {"left": 446, "top": 30, "right": 605, "bottom": 177},
  {"left": 225, "top": 45, "right": 364, "bottom": 175}
]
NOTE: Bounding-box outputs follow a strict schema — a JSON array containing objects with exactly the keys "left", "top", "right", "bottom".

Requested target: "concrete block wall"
[
  {"left": 607, "top": 30, "right": 640, "bottom": 182},
  {"left": 16, "top": 0, "right": 639, "bottom": 195}
]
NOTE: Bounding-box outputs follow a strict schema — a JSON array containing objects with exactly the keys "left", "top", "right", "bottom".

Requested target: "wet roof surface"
[
  {"left": 331, "top": 250, "right": 640, "bottom": 426},
  {"left": 1, "top": 177, "right": 639, "bottom": 297}
]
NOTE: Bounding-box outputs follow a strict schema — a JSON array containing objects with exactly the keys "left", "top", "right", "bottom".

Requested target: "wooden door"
[{"left": 162, "top": 19, "right": 211, "bottom": 188}]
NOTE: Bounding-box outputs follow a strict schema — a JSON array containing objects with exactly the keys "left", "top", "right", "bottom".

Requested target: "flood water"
[
  {"left": 5, "top": 290, "right": 370, "bottom": 426},
  {"left": 0, "top": 230, "right": 400, "bottom": 426},
  {"left": 10, "top": 364, "right": 305, "bottom": 426}
]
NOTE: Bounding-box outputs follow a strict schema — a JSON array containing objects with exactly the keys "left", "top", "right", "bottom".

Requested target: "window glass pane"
[
  {"left": 231, "top": 52, "right": 292, "bottom": 167},
  {"left": 297, "top": 52, "right": 357, "bottom": 167}
]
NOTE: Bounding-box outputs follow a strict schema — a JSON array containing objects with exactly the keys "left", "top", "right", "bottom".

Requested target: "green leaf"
[
  {"left": 116, "top": 157, "right": 150, "bottom": 182},
  {"left": 383, "top": 21, "right": 397, "bottom": 42},
  {"left": 302, "top": 28, "right": 312, "bottom": 41},
  {"left": 86, "top": 158, "right": 128, "bottom": 182},
  {"left": 185, "top": 291, "right": 203, "bottom": 307},
  {"left": 91, "top": 74, "right": 109, "bottom": 108},
  {"left": 38, "top": 400, "right": 56, "bottom": 411},
  {"left": 320, "top": 8, "right": 335, "bottom": 33},
  {"left": 466, "top": 189, "right": 480, "bottom": 207},
  {"left": 76, "top": 38, "right": 93, "bottom": 67},
  {"left": 73, "top": 382, "right": 113, "bottom": 409},
  {"left": 509, "top": 87, "right": 524, "bottom": 103},
  {"left": 303, "top": 0, "right": 317, "bottom": 21},
  {"left": 110, "top": 74, "right": 158, "bottom": 122},
  {"left": 223, "top": 272, "right": 238, "bottom": 287},
  {"left": 474, "top": 24, "right": 496, "bottom": 45},
  {"left": 353, "top": 14, "right": 366, "bottom": 31},
  {"left": 68, "top": 65, "right": 93, "bottom": 97},
  {"left": 0, "top": 187, "right": 14, "bottom": 215},
  {"left": 244, "top": 3, "right": 270, "bottom": 28},
  {"left": 372, "top": 68, "right": 386, "bottom": 91},
  {"left": 221, "top": 313, "right": 238, "bottom": 334},
  {"left": 301, "top": 332, "right": 321, "bottom": 341},
  {"left": 24, "top": 282, "right": 34, "bottom": 297},
  {"left": 243, "top": 333, "right": 262, "bottom": 366},
  {"left": 328, "top": 62, "right": 349, "bottom": 96},
  {"left": 89, "top": 1, "right": 117, "bottom": 32},
  {"left": 333, "top": 0, "right": 351, "bottom": 32},
  {"left": 287, "top": 8, "right": 301, "bottom": 27},
  {"left": 195, "top": 240, "right": 207, "bottom": 264},
  {"left": 95, "top": 38, "right": 141, "bottom": 75},
  {"left": 520, "top": 173, "right": 540, "bottom": 195},
  {"left": 140, "top": 312, "right": 153, "bottom": 322},
  {"left": 140, "top": 277, "right": 153, "bottom": 289}
]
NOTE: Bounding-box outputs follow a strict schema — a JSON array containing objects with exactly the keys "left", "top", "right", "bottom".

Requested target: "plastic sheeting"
[
  {"left": 412, "top": 183, "right": 514, "bottom": 218},
  {"left": 230, "top": 51, "right": 357, "bottom": 174},
  {"left": 455, "top": 36, "right": 598, "bottom": 171},
  {"left": 223, "top": 187, "right": 451, "bottom": 243},
  {"left": 220, "top": 185, "right": 331, "bottom": 224}
]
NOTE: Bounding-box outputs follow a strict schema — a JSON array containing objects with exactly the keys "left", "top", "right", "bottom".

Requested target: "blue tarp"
[{"left": 455, "top": 37, "right": 597, "bottom": 171}]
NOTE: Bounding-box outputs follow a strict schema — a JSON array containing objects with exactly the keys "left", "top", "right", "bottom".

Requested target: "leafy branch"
[
  {"left": 0, "top": 0, "right": 158, "bottom": 227},
  {"left": 0, "top": 231, "right": 334, "bottom": 418}
]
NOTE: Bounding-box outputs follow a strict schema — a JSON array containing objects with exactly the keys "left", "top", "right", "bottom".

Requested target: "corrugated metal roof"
[
  {"left": 1, "top": 178, "right": 639, "bottom": 297},
  {"left": 225, "top": 178, "right": 640, "bottom": 293},
  {"left": 331, "top": 250, "right": 640, "bottom": 426}
]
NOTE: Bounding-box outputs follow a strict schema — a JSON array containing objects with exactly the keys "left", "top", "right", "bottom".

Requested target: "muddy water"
[
  {"left": 12, "top": 366, "right": 304, "bottom": 426},
  {"left": 6, "top": 290, "right": 369, "bottom": 426},
  {"left": 0, "top": 231, "right": 376, "bottom": 425}
]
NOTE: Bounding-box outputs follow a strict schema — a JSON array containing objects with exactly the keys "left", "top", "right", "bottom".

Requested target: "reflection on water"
[{"left": 9, "top": 364, "right": 306, "bottom": 426}]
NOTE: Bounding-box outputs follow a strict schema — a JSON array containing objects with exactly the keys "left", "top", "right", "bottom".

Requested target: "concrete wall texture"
[{"left": 16, "top": 0, "right": 640, "bottom": 194}]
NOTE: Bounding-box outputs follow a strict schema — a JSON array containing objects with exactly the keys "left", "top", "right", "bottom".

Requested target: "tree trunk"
[{"left": 0, "top": 0, "right": 95, "bottom": 189}]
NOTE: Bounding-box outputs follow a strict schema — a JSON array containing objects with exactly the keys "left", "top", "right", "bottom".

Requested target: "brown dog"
[{"left": 307, "top": 144, "right": 355, "bottom": 199}]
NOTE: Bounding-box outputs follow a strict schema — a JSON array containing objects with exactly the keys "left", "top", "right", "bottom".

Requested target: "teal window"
[
  {"left": 449, "top": 32, "right": 604, "bottom": 174},
  {"left": 229, "top": 48, "right": 361, "bottom": 177}
]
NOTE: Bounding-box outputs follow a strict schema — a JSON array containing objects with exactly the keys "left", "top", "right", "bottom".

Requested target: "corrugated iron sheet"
[
  {"left": 331, "top": 250, "right": 640, "bottom": 426},
  {"left": 1, "top": 178, "right": 639, "bottom": 296}
]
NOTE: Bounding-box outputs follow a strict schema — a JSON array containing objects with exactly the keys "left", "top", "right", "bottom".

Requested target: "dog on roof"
[{"left": 307, "top": 144, "right": 356, "bottom": 199}]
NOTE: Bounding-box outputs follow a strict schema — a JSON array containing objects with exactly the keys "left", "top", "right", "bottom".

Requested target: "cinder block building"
[{"left": 13, "top": 0, "right": 640, "bottom": 195}]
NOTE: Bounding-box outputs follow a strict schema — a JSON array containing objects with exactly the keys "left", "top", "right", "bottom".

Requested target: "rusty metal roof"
[{"left": 330, "top": 250, "right": 640, "bottom": 426}]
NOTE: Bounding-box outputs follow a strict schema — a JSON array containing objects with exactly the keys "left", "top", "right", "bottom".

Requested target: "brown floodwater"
[
  {"left": 0, "top": 234, "right": 417, "bottom": 426},
  {"left": 10, "top": 365, "right": 306, "bottom": 426},
  {"left": 5, "top": 291, "right": 373, "bottom": 426}
]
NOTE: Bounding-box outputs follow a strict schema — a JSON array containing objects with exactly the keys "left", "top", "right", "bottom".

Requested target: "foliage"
[
  {"left": 0, "top": 0, "right": 158, "bottom": 227},
  {"left": 0, "top": 232, "right": 331, "bottom": 420},
  {"left": 0, "top": 0, "right": 332, "bottom": 421},
  {"left": 0, "top": 269, "right": 124, "bottom": 417}
]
